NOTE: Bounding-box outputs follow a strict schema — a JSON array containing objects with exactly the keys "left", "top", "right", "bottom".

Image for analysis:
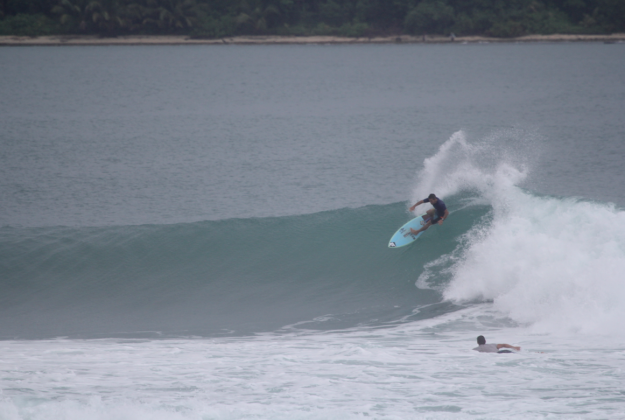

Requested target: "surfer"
[
  {"left": 473, "top": 336, "right": 521, "bottom": 353},
  {"left": 408, "top": 193, "right": 449, "bottom": 235}
]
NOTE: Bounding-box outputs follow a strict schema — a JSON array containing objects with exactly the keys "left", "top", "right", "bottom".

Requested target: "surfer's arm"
[
  {"left": 497, "top": 343, "right": 521, "bottom": 351},
  {"left": 438, "top": 209, "right": 450, "bottom": 224},
  {"left": 409, "top": 200, "right": 425, "bottom": 212}
]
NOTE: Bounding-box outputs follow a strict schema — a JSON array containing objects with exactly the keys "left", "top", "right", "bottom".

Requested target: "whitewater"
[{"left": 1, "top": 43, "right": 625, "bottom": 419}]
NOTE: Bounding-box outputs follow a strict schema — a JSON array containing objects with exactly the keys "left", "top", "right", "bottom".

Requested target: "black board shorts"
[{"left": 427, "top": 214, "right": 441, "bottom": 225}]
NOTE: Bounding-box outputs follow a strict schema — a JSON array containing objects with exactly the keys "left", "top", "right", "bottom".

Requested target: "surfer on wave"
[{"left": 408, "top": 193, "right": 449, "bottom": 235}]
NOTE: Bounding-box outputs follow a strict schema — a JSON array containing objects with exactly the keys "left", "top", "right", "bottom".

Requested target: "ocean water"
[{"left": 1, "top": 43, "right": 625, "bottom": 419}]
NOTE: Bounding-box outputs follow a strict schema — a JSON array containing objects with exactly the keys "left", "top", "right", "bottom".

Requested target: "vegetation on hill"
[{"left": 1, "top": 0, "right": 623, "bottom": 38}]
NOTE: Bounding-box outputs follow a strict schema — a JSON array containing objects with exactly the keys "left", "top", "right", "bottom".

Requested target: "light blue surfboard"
[{"left": 388, "top": 214, "right": 431, "bottom": 248}]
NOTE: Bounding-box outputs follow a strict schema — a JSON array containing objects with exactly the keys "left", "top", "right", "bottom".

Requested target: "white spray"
[{"left": 414, "top": 130, "right": 625, "bottom": 336}]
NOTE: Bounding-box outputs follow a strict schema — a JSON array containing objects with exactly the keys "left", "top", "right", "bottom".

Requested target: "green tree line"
[{"left": 1, "top": 0, "right": 624, "bottom": 38}]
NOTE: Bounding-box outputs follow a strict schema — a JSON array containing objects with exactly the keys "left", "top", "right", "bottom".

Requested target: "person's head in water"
[
  {"left": 428, "top": 193, "right": 438, "bottom": 203},
  {"left": 477, "top": 335, "right": 486, "bottom": 345}
]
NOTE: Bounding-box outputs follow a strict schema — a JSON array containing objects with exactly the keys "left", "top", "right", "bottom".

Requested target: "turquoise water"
[{"left": 1, "top": 43, "right": 625, "bottom": 419}]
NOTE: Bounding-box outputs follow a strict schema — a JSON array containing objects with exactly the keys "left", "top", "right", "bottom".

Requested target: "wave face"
[{"left": 0, "top": 203, "right": 465, "bottom": 339}]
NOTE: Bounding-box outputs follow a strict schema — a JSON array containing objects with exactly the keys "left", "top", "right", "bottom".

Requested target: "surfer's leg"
[
  {"left": 411, "top": 220, "right": 432, "bottom": 235},
  {"left": 414, "top": 210, "right": 435, "bottom": 234}
]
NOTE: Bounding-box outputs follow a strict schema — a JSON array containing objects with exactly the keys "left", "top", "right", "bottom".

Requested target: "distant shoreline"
[{"left": 1, "top": 33, "right": 624, "bottom": 46}]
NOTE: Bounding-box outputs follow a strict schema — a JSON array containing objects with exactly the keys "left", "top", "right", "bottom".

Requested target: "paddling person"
[
  {"left": 408, "top": 193, "right": 449, "bottom": 235},
  {"left": 473, "top": 335, "right": 521, "bottom": 353}
]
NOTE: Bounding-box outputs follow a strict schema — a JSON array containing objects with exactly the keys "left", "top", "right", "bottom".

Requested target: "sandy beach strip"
[{"left": 1, "top": 33, "right": 624, "bottom": 46}]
